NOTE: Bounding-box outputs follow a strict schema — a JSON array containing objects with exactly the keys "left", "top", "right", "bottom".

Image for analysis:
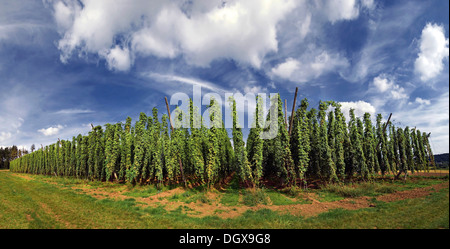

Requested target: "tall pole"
[
  {"left": 289, "top": 87, "right": 298, "bottom": 136},
  {"left": 164, "top": 97, "right": 174, "bottom": 131}
]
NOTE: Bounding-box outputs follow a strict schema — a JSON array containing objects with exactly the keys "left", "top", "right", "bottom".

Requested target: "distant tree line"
[
  {"left": 434, "top": 153, "right": 449, "bottom": 169},
  {"left": 0, "top": 146, "right": 29, "bottom": 169},
  {"left": 9, "top": 94, "right": 436, "bottom": 188}
]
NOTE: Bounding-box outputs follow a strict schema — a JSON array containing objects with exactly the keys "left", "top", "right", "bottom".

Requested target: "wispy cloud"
[
  {"left": 393, "top": 91, "right": 449, "bottom": 154},
  {"left": 53, "top": 109, "right": 94, "bottom": 115},
  {"left": 142, "top": 72, "right": 229, "bottom": 94},
  {"left": 340, "top": 1, "right": 426, "bottom": 83},
  {"left": 0, "top": 132, "right": 12, "bottom": 143},
  {"left": 271, "top": 51, "right": 349, "bottom": 83}
]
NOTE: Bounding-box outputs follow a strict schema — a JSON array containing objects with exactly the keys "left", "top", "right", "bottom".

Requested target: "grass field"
[{"left": 0, "top": 169, "right": 448, "bottom": 229}]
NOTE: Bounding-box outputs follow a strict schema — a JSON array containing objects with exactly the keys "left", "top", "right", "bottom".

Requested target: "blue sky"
[{"left": 0, "top": 0, "right": 448, "bottom": 154}]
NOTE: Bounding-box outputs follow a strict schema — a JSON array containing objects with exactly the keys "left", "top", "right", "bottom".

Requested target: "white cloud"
[
  {"left": 104, "top": 45, "right": 132, "bottom": 72},
  {"left": 339, "top": 2, "right": 425, "bottom": 83},
  {"left": 0, "top": 85, "right": 36, "bottom": 144},
  {"left": 394, "top": 92, "right": 449, "bottom": 154},
  {"left": 373, "top": 76, "right": 390, "bottom": 92},
  {"left": 372, "top": 75, "right": 408, "bottom": 100},
  {"left": 52, "top": 0, "right": 80, "bottom": 32},
  {"left": 271, "top": 50, "right": 349, "bottom": 82},
  {"left": 49, "top": 0, "right": 296, "bottom": 70},
  {"left": 339, "top": 100, "right": 376, "bottom": 121},
  {"left": 0, "top": 132, "right": 12, "bottom": 143},
  {"left": 38, "top": 125, "right": 64, "bottom": 136},
  {"left": 299, "top": 13, "right": 311, "bottom": 39},
  {"left": 271, "top": 58, "right": 300, "bottom": 79},
  {"left": 415, "top": 97, "right": 431, "bottom": 105},
  {"left": 414, "top": 23, "right": 449, "bottom": 82},
  {"left": 360, "top": 0, "right": 375, "bottom": 10},
  {"left": 53, "top": 108, "right": 94, "bottom": 115},
  {"left": 390, "top": 86, "right": 407, "bottom": 100},
  {"left": 243, "top": 85, "right": 267, "bottom": 95},
  {"left": 323, "top": 0, "right": 360, "bottom": 24},
  {"left": 144, "top": 72, "right": 227, "bottom": 93}
]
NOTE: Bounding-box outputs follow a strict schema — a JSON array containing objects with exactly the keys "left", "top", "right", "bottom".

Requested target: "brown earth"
[{"left": 11, "top": 171, "right": 449, "bottom": 219}]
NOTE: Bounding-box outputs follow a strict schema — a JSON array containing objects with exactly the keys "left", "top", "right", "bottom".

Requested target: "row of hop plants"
[{"left": 10, "top": 94, "right": 436, "bottom": 188}]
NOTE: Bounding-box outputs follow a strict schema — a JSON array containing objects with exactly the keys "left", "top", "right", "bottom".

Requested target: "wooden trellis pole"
[
  {"left": 288, "top": 87, "right": 298, "bottom": 136},
  {"left": 377, "top": 113, "right": 392, "bottom": 148}
]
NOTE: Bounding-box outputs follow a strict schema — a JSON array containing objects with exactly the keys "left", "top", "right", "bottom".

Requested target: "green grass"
[
  {"left": 0, "top": 170, "right": 448, "bottom": 229},
  {"left": 321, "top": 182, "right": 397, "bottom": 198},
  {"left": 298, "top": 188, "right": 449, "bottom": 229},
  {"left": 219, "top": 176, "right": 241, "bottom": 206},
  {"left": 241, "top": 188, "right": 269, "bottom": 206}
]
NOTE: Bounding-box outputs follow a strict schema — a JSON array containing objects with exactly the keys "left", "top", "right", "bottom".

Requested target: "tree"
[
  {"left": 306, "top": 108, "right": 320, "bottom": 179},
  {"left": 376, "top": 114, "right": 390, "bottom": 176},
  {"left": 348, "top": 109, "right": 367, "bottom": 179},
  {"left": 93, "top": 126, "right": 105, "bottom": 181},
  {"left": 290, "top": 98, "right": 311, "bottom": 185},
  {"left": 189, "top": 99, "right": 205, "bottom": 183},
  {"left": 411, "top": 128, "right": 421, "bottom": 172},
  {"left": 105, "top": 123, "right": 115, "bottom": 181},
  {"left": 332, "top": 101, "right": 346, "bottom": 180},
  {"left": 130, "top": 113, "right": 147, "bottom": 184},
  {"left": 318, "top": 101, "right": 337, "bottom": 182},
  {"left": 363, "top": 113, "right": 378, "bottom": 178},
  {"left": 150, "top": 108, "right": 163, "bottom": 186},
  {"left": 105, "top": 123, "right": 122, "bottom": 181},
  {"left": 388, "top": 123, "right": 398, "bottom": 174},
  {"left": 120, "top": 117, "right": 132, "bottom": 181},
  {"left": 395, "top": 127, "right": 408, "bottom": 179},
  {"left": 404, "top": 127, "right": 415, "bottom": 174},
  {"left": 161, "top": 114, "right": 176, "bottom": 183},
  {"left": 205, "top": 96, "right": 221, "bottom": 188},
  {"left": 263, "top": 94, "right": 295, "bottom": 185},
  {"left": 247, "top": 95, "right": 264, "bottom": 186},
  {"left": 423, "top": 133, "right": 435, "bottom": 171},
  {"left": 229, "top": 96, "right": 253, "bottom": 185},
  {"left": 417, "top": 131, "right": 428, "bottom": 171}
]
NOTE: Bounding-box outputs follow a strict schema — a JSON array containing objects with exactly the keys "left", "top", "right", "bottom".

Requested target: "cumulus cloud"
[
  {"left": 271, "top": 58, "right": 301, "bottom": 80},
  {"left": 47, "top": 0, "right": 296, "bottom": 71},
  {"left": 339, "top": 100, "right": 376, "bottom": 121},
  {"left": 372, "top": 75, "right": 408, "bottom": 100},
  {"left": 414, "top": 23, "right": 449, "bottom": 82},
  {"left": 323, "top": 0, "right": 360, "bottom": 24},
  {"left": 373, "top": 76, "right": 390, "bottom": 92},
  {"left": 38, "top": 125, "right": 64, "bottom": 136},
  {"left": 271, "top": 51, "right": 349, "bottom": 82},
  {"left": 414, "top": 97, "right": 431, "bottom": 105},
  {"left": 103, "top": 45, "right": 132, "bottom": 72}
]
